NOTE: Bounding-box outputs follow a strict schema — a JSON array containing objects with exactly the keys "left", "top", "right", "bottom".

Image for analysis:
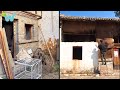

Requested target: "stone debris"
[
  {"left": 16, "top": 48, "right": 32, "bottom": 63},
  {"left": 27, "top": 48, "right": 33, "bottom": 57}
]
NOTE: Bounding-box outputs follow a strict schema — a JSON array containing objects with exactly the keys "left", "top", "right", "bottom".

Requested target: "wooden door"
[{"left": 113, "top": 48, "right": 120, "bottom": 69}]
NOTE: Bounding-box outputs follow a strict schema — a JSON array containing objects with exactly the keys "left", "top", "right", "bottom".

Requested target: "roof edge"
[{"left": 60, "top": 14, "right": 120, "bottom": 21}]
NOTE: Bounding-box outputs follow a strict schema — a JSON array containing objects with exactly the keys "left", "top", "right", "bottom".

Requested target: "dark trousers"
[{"left": 100, "top": 52, "right": 106, "bottom": 65}]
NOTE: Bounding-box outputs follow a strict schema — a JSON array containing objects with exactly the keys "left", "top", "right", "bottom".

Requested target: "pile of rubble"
[{"left": 0, "top": 27, "right": 53, "bottom": 79}]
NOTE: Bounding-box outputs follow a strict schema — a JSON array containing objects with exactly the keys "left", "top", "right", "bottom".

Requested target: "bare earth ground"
[
  {"left": 42, "top": 65, "right": 59, "bottom": 79},
  {"left": 42, "top": 72, "right": 59, "bottom": 79},
  {"left": 60, "top": 70, "right": 120, "bottom": 79},
  {"left": 60, "top": 74, "right": 120, "bottom": 79}
]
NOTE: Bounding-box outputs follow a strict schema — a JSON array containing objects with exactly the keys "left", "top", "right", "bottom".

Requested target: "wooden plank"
[
  {"left": 0, "top": 31, "right": 9, "bottom": 78},
  {"left": 0, "top": 28, "right": 13, "bottom": 79},
  {"left": 2, "top": 28, "right": 14, "bottom": 79},
  {"left": 2, "top": 28, "right": 14, "bottom": 68},
  {"left": 0, "top": 49, "right": 8, "bottom": 78}
]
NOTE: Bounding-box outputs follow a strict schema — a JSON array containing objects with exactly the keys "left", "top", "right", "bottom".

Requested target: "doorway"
[
  {"left": 2, "top": 18, "right": 14, "bottom": 58},
  {"left": 113, "top": 48, "right": 120, "bottom": 70},
  {"left": 118, "top": 48, "right": 120, "bottom": 70}
]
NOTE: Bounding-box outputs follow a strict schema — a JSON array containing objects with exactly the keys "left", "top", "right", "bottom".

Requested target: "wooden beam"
[
  {"left": 2, "top": 28, "right": 14, "bottom": 79},
  {"left": 0, "top": 36, "right": 9, "bottom": 78},
  {"left": 0, "top": 28, "right": 14, "bottom": 79}
]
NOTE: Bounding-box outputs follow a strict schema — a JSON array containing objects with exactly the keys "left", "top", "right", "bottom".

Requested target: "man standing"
[{"left": 98, "top": 39, "right": 108, "bottom": 65}]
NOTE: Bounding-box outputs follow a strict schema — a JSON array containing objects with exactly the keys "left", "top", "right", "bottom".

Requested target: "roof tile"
[{"left": 60, "top": 15, "right": 120, "bottom": 22}]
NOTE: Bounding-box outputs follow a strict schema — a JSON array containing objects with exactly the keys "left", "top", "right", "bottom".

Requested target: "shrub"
[{"left": 53, "top": 63, "right": 59, "bottom": 72}]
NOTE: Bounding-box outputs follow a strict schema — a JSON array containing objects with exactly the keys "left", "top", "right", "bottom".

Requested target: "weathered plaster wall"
[
  {"left": 52, "top": 11, "right": 59, "bottom": 39},
  {"left": 38, "top": 11, "right": 59, "bottom": 61},
  {"left": 39, "top": 11, "right": 59, "bottom": 43},
  {"left": 60, "top": 42, "right": 99, "bottom": 73}
]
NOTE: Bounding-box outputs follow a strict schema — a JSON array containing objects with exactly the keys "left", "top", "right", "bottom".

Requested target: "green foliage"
[
  {"left": 53, "top": 63, "right": 59, "bottom": 72},
  {"left": 2, "top": 11, "right": 7, "bottom": 17}
]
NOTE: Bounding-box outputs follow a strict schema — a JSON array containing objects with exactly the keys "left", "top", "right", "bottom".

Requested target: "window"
[
  {"left": 25, "top": 24, "right": 33, "bottom": 40},
  {"left": 73, "top": 46, "right": 82, "bottom": 60}
]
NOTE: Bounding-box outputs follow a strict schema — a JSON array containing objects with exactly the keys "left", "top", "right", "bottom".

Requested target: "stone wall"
[
  {"left": 40, "top": 11, "right": 59, "bottom": 42},
  {"left": 26, "top": 11, "right": 42, "bottom": 16},
  {"left": 5, "top": 11, "right": 40, "bottom": 55}
]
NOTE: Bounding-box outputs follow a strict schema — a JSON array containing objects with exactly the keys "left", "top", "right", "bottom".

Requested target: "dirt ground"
[
  {"left": 42, "top": 65, "right": 59, "bottom": 79},
  {"left": 42, "top": 72, "right": 59, "bottom": 79},
  {"left": 60, "top": 70, "right": 120, "bottom": 79},
  {"left": 60, "top": 74, "right": 120, "bottom": 79}
]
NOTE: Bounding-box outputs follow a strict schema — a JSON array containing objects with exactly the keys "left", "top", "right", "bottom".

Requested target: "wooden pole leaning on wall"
[
  {"left": 0, "top": 32, "right": 9, "bottom": 78},
  {"left": 38, "top": 26, "right": 55, "bottom": 67},
  {"left": 2, "top": 28, "right": 14, "bottom": 69},
  {"left": 0, "top": 28, "right": 14, "bottom": 79},
  {"left": 2, "top": 28, "right": 14, "bottom": 79}
]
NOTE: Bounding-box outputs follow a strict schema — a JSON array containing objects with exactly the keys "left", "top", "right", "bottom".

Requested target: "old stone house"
[
  {"left": 1, "top": 11, "right": 42, "bottom": 58},
  {"left": 0, "top": 11, "right": 59, "bottom": 77},
  {"left": 60, "top": 15, "right": 120, "bottom": 74}
]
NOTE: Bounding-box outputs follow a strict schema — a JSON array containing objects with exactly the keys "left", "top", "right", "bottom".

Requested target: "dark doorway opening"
[
  {"left": 2, "top": 18, "right": 14, "bottom": 58},
  {"left": 117, "top": 48, "right": 120, "bottom": 70},
  {"left": 73, "top": 46, "right": 82, "bottom": 60}
]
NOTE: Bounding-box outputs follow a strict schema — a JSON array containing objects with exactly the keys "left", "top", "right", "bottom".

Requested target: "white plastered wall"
[{"left": 60, "top": 42, "right": 99, "bottom": 73}]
